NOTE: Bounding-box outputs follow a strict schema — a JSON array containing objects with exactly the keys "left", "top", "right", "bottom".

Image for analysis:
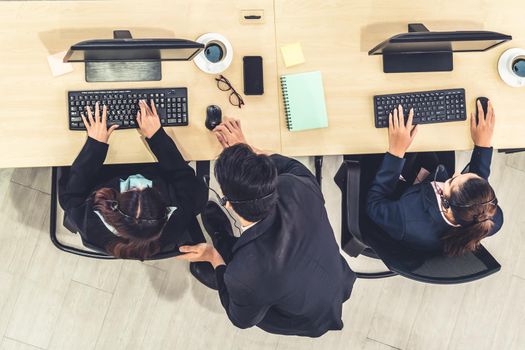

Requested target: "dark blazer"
[
  {"left": 215, "top": 154, "right": 356, "bottom": 338},
  {"left": 366, "top": 146, "right": 504, "bottom": 252},
  {"left": 58, "top": 128, "right": 208, "bottom": 254}
]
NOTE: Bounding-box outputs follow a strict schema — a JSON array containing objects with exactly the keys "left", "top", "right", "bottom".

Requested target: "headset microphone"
[{"left": 433, "top": 165, "right": 451, "bottom": 209}]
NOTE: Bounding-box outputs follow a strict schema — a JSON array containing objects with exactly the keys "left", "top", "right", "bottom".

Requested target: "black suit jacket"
[
  {"left": 366, "top": 146, "right": 504, "bottom": 252},
  {"left": 58, "top": 128, "right": 208, "bottom": 254},
  {"left": 215, "top": 154, "right": 356, "bottom": 337}
]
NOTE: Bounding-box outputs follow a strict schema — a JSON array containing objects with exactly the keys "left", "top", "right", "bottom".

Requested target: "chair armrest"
[
  {"left": 343, "top": 161, "right": 365, "bottom": 242},
  {"left": 334, "top": 160, "right": 368, "bottom": 257}
]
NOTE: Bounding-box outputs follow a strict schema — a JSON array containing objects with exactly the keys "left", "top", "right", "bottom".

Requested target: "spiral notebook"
[{"left": 280, "top": 71, "right": 328, "bottom": 131}]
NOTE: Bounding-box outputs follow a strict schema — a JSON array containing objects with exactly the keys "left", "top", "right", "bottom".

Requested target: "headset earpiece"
[{"left": 109, "top": 200, "right": 119, "bottom": 211}]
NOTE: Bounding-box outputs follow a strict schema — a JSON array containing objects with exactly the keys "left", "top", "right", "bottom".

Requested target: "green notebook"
[{"left": 280, "top": 71, "right": 328, "bottom": 131}]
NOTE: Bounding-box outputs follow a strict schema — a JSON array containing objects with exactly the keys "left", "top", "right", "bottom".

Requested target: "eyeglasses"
[{"left": 215, "top": 75, "right": 245, "bottom": 109}]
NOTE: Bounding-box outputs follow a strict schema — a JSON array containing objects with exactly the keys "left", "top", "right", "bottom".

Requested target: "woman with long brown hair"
[
  {"left": 59, "top": 100, "right": 208, "bottom": 260},
  {"left": 366, "top": 100, "right": 503, "bottom": 256}
]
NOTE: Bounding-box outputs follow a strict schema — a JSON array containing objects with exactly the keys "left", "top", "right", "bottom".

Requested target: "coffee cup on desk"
[
  {"left": 498, "top": 48, "right": 525, "bottom": 87},
  {"left": 194, "top": 33, "right": 233, "bottom": 74}
]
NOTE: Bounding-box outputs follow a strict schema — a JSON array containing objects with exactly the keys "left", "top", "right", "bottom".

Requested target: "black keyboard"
[
  {"left": 68, "top": 88, "right": 188, "bottom": 130},
  {"left": 373, "top": 88, "right": 467, "bottom": 128}
]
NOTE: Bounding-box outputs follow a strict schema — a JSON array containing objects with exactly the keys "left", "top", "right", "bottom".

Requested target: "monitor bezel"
[
  {"left": 64, "top": 38, "right": 205, "bottom": 62},
  {"left": 368, "top": 31, "right": 512, "bottom": 56}
]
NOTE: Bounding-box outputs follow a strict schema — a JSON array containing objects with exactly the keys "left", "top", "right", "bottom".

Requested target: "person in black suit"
[
  {"left": 59, "top": 100, "right": 207, "bottom": 260},
  {"left": 176, "top": 118, "right": 356, "bottom": 337},
  {"left": 366, "top": 101, "right": 503, "bottom": 256}
]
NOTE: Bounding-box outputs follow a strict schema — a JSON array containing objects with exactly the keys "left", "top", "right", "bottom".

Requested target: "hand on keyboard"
[
  {"left": 81, "top": 102, "right": 119, "bottom": 144},
  {"left": 137, "top": 99, "right": 162, "bottom": 139},
  {"left": 373, "top": 89, "right": 467, "bottom": 128},
  {"left": 387, "top": 105, "right": 418, "bottom": 158},
  {"left": 68, "top": 88, "right": 189, "bottom": 131}
]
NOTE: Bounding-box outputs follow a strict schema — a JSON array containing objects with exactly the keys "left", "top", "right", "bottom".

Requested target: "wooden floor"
[{"left": 0, "top": 150, "right": 524, "bottom": 350}]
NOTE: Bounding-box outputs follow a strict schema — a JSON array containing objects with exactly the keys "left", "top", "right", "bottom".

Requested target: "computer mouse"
[
  {"left": 475, "top": 97, "right": 489, "bottom": 125},
  {"left": 205, "top": 105, "right": 222, "bottom": 131}
]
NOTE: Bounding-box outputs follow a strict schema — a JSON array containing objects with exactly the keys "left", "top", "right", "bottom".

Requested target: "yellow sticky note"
[{"left": 280, "top": 43, "right": 305, "bottom": 68}]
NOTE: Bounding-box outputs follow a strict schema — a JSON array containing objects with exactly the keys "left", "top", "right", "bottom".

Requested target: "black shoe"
[
  {"left": 189, "top": 261, "right": 218, "bottom": 290},
  {"left": 202, "top": 201, "right": 234, "bottom": 238}
]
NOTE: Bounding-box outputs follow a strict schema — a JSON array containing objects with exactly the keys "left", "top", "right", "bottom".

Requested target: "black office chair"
[
  {"left": 50, "top": 164, "right": 208, "bottom": 260},
  {"left": 333, "top": 159, "right": 501, "bottom": 284}
]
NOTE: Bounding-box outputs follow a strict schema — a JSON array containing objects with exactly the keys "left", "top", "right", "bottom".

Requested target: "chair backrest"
[
  {"left": 335, "top": 158, "right": 501, "bottom": 284},
  {"left": 51, "top": 167, "right": 116, "bottom": 259},
  {"left": 51, "top": 166, "right": 207, "bottom": 261}
]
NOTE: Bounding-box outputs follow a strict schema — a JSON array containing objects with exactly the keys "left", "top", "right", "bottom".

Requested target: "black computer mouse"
[
  {"left": 205, "top": 105, "right": 222, "bottom": 131},
  {"left": 475, "top": 97, "right": 489, "bottom": 125}
]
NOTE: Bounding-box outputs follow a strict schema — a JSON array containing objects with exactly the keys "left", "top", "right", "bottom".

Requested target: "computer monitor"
[
  {"left": 64, "top": 30, "right": 205, "bottom": 82},
  {"left": 368, "top": 23, "right": 512, "bottom": 73}
]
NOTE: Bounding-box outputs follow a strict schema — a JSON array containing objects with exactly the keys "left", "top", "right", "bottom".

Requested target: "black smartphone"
[{"left": 243, "top": 56, "right": 264, "bottom": 95}]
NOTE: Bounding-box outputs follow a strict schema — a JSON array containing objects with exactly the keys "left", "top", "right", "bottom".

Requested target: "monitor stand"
[
  {"left": 382, "top": 23, "right": 453, "bottom": 73},
  {"left": 85, "top": 30, "right": 161, "bottom": 82}
]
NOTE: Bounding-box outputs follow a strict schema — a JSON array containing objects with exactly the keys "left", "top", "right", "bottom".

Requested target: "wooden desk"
[
  {"left": 0, "top": 0, "right": 281, "bottom": 168},
  {"left": 275, "top": 0, "right": 525, "bottom": 156},
  {"left": 2, "top": 1, "right": 524, "bottom": 167}
]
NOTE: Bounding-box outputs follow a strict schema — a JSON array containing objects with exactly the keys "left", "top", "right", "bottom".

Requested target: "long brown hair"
[
  {"left": 92, "top": 187, "right": 168, "bottom": 260},
  {"left": 441, "top": 176, "right": 498, "bottom": 256}
]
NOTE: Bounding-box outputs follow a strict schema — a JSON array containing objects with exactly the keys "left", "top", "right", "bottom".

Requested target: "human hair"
[
  {"left": 92, "top": 187, "right": 168, "bottom": 260},
  {"left": 214, "top": 143, "right": 278, "bottom": 222},
  {"left": 441, "top": 176, "right": 498, "bottom": 256}
]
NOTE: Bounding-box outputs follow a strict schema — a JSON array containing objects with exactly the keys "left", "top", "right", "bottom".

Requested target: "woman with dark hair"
[
  {"left": 59, "top": 100, "right": 207, "bottom": 260},
  {"left": 366, "top": 100, "right": 503, "bottom": 256}
]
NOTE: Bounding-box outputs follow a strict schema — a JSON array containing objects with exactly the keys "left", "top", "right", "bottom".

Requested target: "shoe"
[
  {"left": 189, "top": 261, "right": 218, "bottom": 290},
  {"left": 202, "top": 201, "right": 234, "bottom": 238}
]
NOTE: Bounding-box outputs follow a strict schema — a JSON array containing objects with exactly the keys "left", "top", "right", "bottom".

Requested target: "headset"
[
  {"left": 433, "top": 165, "right": 497, "bottom": 223},
  {"left": 108, "top": 200, "right": 168, "bottom": 224},
  {"left": 202, "top": 175, "right": 275, "bottom": 234},
  {"left": 206, "top": 185, "right": 275, "bottom": 207},
  {"left": 440, "top": 195, "right": 497, "bottom": 210},
  {"left": 201, "top": 174, "right": 276, "bottom": 207}
]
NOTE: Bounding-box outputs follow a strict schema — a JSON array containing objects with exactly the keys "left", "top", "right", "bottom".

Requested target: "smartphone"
[{"left": 243, "top": 56, "right": 264, "bottom": 95}]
